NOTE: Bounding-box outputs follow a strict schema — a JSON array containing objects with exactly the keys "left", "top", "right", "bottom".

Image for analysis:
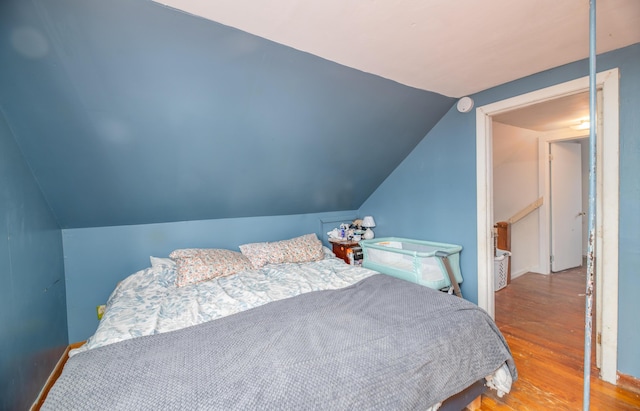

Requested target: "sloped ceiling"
[
  {"left": 1, "top": 0, "right": 638, "bottom": 229},
  {"left": 0, "top": 0, "right": 453, "bottom": 228},
  {"left": 155, "top": 0, "right": 640, "bottom": 97}
]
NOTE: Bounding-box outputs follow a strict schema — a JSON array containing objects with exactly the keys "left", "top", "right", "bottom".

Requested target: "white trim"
[
  {"left": 598, "top": 69, "right": 619, "bottom": 383},
  {"left": 476, "top": 68, "right": 619, "bottom": 384},
  {"left": 476, "top": 110, "right": 494, "bottom": 317}
]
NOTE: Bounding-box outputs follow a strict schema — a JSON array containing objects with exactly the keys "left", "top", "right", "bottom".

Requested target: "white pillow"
[
  {"left": 150, "top": 256, "right": 176, "bottom": 269},
  {"left": 322, "top": 246, "right": 335, "bottom": 259}
]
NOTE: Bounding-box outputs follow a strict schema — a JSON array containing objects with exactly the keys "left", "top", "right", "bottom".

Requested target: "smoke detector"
[{"left": 456, "top": 97, "right": 474, "bottom": 113}]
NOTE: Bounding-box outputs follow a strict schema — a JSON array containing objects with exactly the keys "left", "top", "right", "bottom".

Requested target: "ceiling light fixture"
[{"left": 571, "top": 120, "right": 590, "bottom": 130}]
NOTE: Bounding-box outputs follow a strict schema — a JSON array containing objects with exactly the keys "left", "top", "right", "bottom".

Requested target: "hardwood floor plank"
[{"left": 481, "top": 268, "right": 640, "bottom": 410}]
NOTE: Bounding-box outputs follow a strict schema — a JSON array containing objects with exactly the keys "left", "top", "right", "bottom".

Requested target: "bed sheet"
[{"left": 71, "top": 255, "right": 377, "bottom": 356}]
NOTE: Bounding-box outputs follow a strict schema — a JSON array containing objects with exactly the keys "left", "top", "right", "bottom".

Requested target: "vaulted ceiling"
[
  {"left": 1, "top": 0, "right": 639, "bottom": 229},
  {"left": 155, "top": 0, "right": 640, "bottom": 97}
]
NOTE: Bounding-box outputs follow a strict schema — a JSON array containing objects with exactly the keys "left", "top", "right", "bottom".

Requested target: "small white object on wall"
[
  {"left": 362, "top": 216, "right": 376, "bottom": 240},
  {"left": 456, "top": 96, "right": 474, "bottom": 113}
]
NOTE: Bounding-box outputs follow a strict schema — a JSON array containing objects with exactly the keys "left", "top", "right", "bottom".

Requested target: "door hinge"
[
  {"left": 549, "top": 154, "right": 554, "bottom": 161},
  {"left": 550, "top": 255, "right": 554, "bottom": 263},
  {"left": 597, "top": 332, "right": 602, "bottom": 345}
]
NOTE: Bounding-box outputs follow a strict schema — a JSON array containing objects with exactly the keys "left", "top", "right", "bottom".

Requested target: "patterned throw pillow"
[
  {"left": 169, "top": 248, "right": 254, "bottom": 287},
  {"left": 239, "top": 233, "right": 325, "bottom": 269}
]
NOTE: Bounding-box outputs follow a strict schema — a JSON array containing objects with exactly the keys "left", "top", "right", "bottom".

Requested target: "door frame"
[{"left": 476, "top": 68, "right": 619, "bottom": 384}]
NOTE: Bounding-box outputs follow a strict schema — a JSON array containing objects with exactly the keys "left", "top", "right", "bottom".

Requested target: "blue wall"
[
  {"left": 615, "top": 44, "right": 640, "bottom": 380},
  {"left": 360, "top": 43, "right": 640, "bottom": 379},
  {"left": 62, "top": 210, "right": 358, "bottom": 342},
  {"left": 359, "top": 102, "right": 479, "bottom": 299},
  {"left": 0, "top": 113, "right": 67, "bottom": 409},
  {"left": 1, "top": 0, "right": 453, "bottom": 229}
]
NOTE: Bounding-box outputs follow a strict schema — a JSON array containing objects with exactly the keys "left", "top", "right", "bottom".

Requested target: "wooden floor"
[{"left": 480, "top": 267, "right": 640, "bottom": 410}]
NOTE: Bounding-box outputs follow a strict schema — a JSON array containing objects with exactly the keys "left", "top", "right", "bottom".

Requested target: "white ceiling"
[
  {"left": 494, "top": 91, "right": 590, "bottom": 132},
  {"left": 153, "top": 0, "right": 640, "bottom": 97}
]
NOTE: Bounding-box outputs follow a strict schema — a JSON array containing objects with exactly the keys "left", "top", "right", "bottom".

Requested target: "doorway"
[
  {"left": 491, "top": 123, "right": 588, "bottom": 280},
  {"left": 549, "top": 141, "right": 584, "bottom": 273},
  {"left": 544, "top": 137, "right": 590, "bottom": 274},
  {"left": 550, "top": 140, "right": 584, "bottom": 272},
  {"left": 475, "top": 69, "right": 620, "bottom": 384}
]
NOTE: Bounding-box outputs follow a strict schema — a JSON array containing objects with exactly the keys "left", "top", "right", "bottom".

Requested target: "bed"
[{"left": 41, "top": 234, "right": 517, "bottom": 410}]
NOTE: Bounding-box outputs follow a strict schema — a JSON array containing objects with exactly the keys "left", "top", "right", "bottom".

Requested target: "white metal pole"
[{"left": 583, "top": 0, "right": 597, "bottom": 409}]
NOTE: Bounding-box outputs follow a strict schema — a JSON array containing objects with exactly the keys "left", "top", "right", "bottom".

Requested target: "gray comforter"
[{"left": 43, "top": 274, "right": 516, "bottom": 410}]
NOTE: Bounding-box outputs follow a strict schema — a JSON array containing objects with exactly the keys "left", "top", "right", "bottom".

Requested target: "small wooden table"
[{"left": 329, "top": 239, "right": 360, "bottom": 264}]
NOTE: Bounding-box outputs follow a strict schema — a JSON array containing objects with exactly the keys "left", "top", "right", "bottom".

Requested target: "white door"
[{"left": 550, "top": 141, "right": 583, "bottom": 272}]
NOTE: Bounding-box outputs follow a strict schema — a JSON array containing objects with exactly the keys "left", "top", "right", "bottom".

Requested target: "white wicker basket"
[{"left": 494, "top": 249, "right": 511, "bottom": 291}]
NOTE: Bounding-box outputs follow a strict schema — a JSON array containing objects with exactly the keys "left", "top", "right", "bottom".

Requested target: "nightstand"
[{"left": 330, "top": 240, "right": 361, "bottom": 264}]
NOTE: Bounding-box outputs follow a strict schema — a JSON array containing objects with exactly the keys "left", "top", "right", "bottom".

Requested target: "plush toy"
[{"left": 351, "top": 219, "right": 364, "bottom": 230}]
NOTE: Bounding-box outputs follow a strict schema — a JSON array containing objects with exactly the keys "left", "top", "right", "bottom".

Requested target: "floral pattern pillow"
[
  {"left": 169, "top": 248, "right": 254, "bottom": 287},
  {"left": 239, "top": 233, "right": 325, "bottom": 269}
]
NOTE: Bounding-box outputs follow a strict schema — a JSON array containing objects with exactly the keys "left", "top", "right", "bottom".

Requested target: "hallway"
[{"left": 481, "top": 267, "right": 640, "bottom": 410}]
